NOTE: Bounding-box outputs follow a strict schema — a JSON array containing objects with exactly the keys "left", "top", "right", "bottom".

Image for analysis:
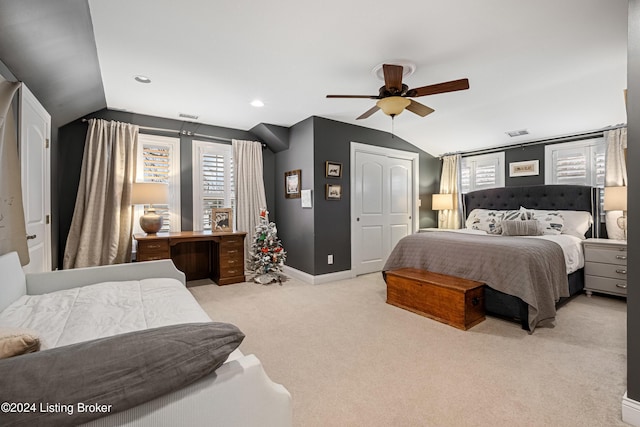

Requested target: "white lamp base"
[
  {"left": 140, "top": 208, "right": 163, "bottom": 234},
  {"left": 617, "top": 212, "right": 627, "bottom": 240}
]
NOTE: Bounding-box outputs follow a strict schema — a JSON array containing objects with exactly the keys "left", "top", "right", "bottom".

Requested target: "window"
[
  {"left": 192, "top": 140, "right": 234, "bottom": 231},
  {"left": 135, "top": 134, "right": 181, "bottom": 233},
  {"left": 545, "top": 137, "right": 605, "bottom": 219},
  {"left": 460, "top": 152, "right": 505, "bottom": 193},
  {"left": 544, "top": 138, "right": 605, "bottom": 186}
]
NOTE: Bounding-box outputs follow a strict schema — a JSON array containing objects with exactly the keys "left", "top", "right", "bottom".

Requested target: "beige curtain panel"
[
  {"left": 233, "top": 139, "right": 267, "bottom": 267},
  {"left": 439, "top": 154, "right": 462, "bottom": 229},
  {"left": 0, "top": 81, "right": 30, "bottom": 266},
  {"left": 604, "top": 127, "right": 627, "bottom": 240},
  {"left": 63, "top": 119, "right": 139, "bottom": 268}
]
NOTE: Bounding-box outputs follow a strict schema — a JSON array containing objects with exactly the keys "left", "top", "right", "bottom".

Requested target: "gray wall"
[
  {"left": 504, "top": 144, "right": 545, "bottom": 187},
  {"left": 274, "top": 117, "right": 316, "bottom": 274},
  {"left": 627, "top": 0, "right": 639, "bottom": 403}
]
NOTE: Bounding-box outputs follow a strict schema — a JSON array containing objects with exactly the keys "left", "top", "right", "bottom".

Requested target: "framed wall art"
[
  {"left": 285, "top": 169, "right": 301, "bottom": 198},
  {"left": 326, "top": 184, "right": 342, "bottom": 200},
  {"left": 211, "top": 208, "right": 233, "bottom": 232},
  {"left": 509, "top": 160, "right": 539, "bottom": 177},
  {"left": 325, "top": 161, "right": 342, "bottom": 178}
]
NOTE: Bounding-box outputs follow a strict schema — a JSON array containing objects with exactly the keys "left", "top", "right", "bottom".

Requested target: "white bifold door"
[
  {"left": 351, "top": 143, "right": 418, "bottom": 276},
  {"left": 20, "top": 85, "right": 51, "bottom": 273}
]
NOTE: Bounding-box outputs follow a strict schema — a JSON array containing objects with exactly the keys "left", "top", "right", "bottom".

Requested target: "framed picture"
[
  {"left": 211, "top": 208, "right": 233, "bottom": 232},
  {"left": 285, "top": 169, "right": 301, "bottom": 199},
  {"left": 326, "top": 184, "right": 342, "bottom": 200},
  {"left": 509, "top": 160, "right": 540, "bottom": 177},
  {"left": 325, "top": 161, "right": 342, "bottom": 178}
]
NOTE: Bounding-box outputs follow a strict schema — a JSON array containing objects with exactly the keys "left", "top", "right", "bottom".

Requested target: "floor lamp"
[
  {"left": 432, "top": 193, "right": 454, "bottom": 229},
  {"left": 604, "top": 186, "right": 627, "bottom": 240}
]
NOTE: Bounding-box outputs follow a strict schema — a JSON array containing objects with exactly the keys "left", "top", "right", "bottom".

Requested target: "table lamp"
[
  {"left": 131, "top": 182, "right": 169, "bottom": 234},
  {"left": 432, "top": 193, "right": 454, "bottom": 228},
  {"left": 604, "top": 186, "right": 627, "bottom": 240}
]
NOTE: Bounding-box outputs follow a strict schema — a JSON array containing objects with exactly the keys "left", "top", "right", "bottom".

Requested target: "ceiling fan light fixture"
[{"left": 377, "top": 96, "right": 410, "bottom": 116}]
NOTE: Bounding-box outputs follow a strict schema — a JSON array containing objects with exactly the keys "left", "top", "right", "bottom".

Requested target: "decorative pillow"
[
  {"left": 0, "top": 327, "right": 40, "bottom": 359},
  {"left": 0, "top": 322, "right": 244, "bottom": 426},
  {"left": 522, "top": 207, "right": 592, "bottom": 238},
  {"left": 467, "top": 209, "right": 504, "bottom": 234},
  {"left": 501, "top": 220, "right": 543, "bottom": 236},
  {"left": 533, "top": 212, "right": 564, "bottom": 235},
  {"left": 503, "top": 209, "right": 527, "bottom": 221}
]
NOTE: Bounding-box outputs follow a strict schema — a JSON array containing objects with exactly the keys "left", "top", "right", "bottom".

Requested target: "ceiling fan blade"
[
  {"left": 410, "top": 78, "right": 470, "bottom": 97},
  {"left": 326, "top": 94, "right": 379, "bottom": 99},
  {"left": 356, "top": 105, "right": 380, "bottom": 120},
  {"left": 383, "top": 64, "right": 403, "bottom": 92},
  {"left": 406, "top": 100, "right": 435, "bottom": 117}
]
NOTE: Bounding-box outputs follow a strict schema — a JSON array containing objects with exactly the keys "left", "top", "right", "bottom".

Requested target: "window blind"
[
  {"left": 198, "top": 148, "right": 235, "bottom": 231},
  {"left": 142, "top": 143, "right": 172, "bottom": 232}
]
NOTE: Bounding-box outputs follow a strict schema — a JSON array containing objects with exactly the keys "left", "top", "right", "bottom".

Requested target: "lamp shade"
[
  {"left": 376, "top": 96, "right": 411, "bottom": 117},
  {"left": 131, "top": 182, "right": 169, "bottom": 205},
  {"left": 432, "top": 193, "right": 454, "bottom": 211},
  {"left": 603, "top": 186, "right": 627, "bottom": 211}
]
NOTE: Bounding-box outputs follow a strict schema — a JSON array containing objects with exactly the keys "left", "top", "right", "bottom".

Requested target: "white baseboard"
[
  {"left": 282, "top": 265, "right": 354, "bottom": 285},
  {"left": 623, "top": 392, "right": 640, "bottom": 426}
]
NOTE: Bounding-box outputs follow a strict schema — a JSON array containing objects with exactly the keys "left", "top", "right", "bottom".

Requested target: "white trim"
[
  {"left": 350, "top": 142, "right": 419, "bottom": 276},
  {"left": 282, "top": 265, "right": 354, "bottom": 285},
  {"left": 623, "top": 392, "right": 640, "bottom": 426}
]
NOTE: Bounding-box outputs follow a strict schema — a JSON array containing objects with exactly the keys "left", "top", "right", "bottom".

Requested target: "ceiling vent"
[
  {"left": 506, "top": 129, "right": 529, "bottom": 137},
  {"left": 179, "top": 113, "right": 199, "bottom": 120}
]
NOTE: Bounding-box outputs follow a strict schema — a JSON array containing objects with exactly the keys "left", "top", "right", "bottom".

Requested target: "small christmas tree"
[{"left": 250, "top": 209, "right": 286, "bottom": 284}]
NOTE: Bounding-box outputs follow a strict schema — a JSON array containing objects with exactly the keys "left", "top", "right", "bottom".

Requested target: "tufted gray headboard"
[{"left": 462, "top": 185, "right": 599, "bottom": 237}]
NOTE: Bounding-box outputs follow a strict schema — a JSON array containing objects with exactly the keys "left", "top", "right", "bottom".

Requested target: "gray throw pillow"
[
  {"left": 0, "top": 322, "right": 244, "bottom": 426},
  {"left": 501, "top": 219, "right": 543, "bottom": 236}
]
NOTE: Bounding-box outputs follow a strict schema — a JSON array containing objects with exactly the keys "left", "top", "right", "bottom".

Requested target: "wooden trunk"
[{"left": 385, "top": 268, "right": 485, "bottom": 330}]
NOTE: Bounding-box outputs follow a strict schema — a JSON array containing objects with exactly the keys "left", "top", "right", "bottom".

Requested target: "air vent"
[
  {"left": 179, "top": 113, "right": 199, "bottom": 120},
  {"left": 506, "top": 129, "right": 529, "bottom": 137}
]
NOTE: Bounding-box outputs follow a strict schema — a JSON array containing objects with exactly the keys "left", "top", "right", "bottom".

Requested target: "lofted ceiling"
[{"left": 0, "top": 1, "right": 629, "bottom": 157}]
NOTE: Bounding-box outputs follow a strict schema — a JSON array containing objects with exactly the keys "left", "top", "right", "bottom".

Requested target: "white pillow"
[
  {"left": 532, "top": 211, "right": 564, "bottom": 235},
  {"left": 466, "top": 209, "right": 504, "bottom": 234},
  {"left": 521, "top": 207, "right": 592, "bottom": 238}
]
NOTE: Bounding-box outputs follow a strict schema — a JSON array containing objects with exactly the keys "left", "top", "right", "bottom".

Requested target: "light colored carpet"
[{"left": 189, "top": 273, "right": 627, "bottom": 427}]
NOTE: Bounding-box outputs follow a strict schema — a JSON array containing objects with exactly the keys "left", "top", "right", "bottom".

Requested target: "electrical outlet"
[{"left": 328, "top": 254, "right": 334, "bottom": 265}]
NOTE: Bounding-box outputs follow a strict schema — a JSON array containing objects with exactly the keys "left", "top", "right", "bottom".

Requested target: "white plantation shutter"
[
  {"left": 193, "top": 141, "right": 234, "bottom": 231},
  {"left": 460, "top": 152, "right": 504, "bottom": 193},
  {"left": 135, "top": 134, "right": 181, "bottom": 233},
  {"left": 545, "top": 137, "right": 606, "bottom": 219}
]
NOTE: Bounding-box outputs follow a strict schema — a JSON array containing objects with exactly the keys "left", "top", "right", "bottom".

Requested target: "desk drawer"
[
  {"left": 137, "top": 240, "right": 170, "bottom": 261},
  {"left": 220, "top": 254, "right": 243, "bottom": 268},
  {"left": 219, "top": 265, "right": 244, "bottom": 278}
]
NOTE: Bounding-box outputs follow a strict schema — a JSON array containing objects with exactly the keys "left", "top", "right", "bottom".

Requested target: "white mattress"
[
  {"left": 0, "top": 278, "right": 236, "bottom": 351},
  {"left": 419, "top": 228, "right": 584, "bottom": 274}
]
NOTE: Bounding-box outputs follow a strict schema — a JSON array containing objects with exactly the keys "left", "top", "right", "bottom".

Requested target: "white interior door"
[
  {"left": 20, "top": 85, "right": 51, "bottom": 273},
  {"left": 351, "top": 143, "right": 417, "bottom": 276}
]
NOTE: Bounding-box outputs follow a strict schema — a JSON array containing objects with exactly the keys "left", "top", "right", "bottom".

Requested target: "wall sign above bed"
[{"left": 509, "top": 160, "right": 539, "bottom": 177}]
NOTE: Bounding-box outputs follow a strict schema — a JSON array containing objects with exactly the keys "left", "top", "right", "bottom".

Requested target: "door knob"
[{"left": 26, "top": 234, "right": 37, "bottom": 240}]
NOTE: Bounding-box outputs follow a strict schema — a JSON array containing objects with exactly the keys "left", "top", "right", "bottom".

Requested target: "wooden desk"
[{"left": 134, "top": 231, "right": 247, "bottom": 285}]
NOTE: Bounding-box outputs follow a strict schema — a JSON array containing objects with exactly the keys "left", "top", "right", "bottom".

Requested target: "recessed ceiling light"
[
  {"left": 250, "top": 99, "right": 264, "bottom": 107},
  {"left": 134, "top": 75, "right": 151, "bottom": 84}
]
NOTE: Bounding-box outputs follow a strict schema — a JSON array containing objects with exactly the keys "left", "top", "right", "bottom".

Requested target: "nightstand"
[{"left": 583, "top": 238, "right": 627, "bottom": 297}]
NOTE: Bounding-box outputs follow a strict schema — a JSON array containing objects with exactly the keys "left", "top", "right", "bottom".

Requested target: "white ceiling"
[{"left": 88, "top": 0, "right": 628, "bottom": 156}]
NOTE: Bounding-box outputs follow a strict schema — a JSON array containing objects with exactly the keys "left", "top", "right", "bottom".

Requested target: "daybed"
[
  {"left": 0, "top": 252, "right": 292, "bottom": 426},
  {"left": 383, "top": 184, "right": 598, "bottom": 331}
]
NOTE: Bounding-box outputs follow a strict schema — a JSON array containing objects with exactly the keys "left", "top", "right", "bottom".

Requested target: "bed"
[{"left": 383, "top": 184, "right": 599, "bottom": 331}]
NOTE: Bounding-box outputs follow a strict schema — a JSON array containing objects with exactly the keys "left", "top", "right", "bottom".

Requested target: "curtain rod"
[
  {"left": 439, "top": 123, "right": 627, "bottom": 158},
  {"left": 80, "top": 118, "right": 266, "bottom": 146}
]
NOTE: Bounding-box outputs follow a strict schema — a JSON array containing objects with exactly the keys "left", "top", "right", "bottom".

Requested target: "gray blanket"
[{"left": 383, "top": 231, "right": 569, "bottom": 330}]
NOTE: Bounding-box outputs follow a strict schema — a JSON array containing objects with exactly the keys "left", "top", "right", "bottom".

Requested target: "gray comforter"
[{"left": 382, "top": 231, "right": 569, "bottom": 330}]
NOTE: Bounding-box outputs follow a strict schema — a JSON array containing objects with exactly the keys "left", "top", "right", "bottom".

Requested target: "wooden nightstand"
[{"left": 583, "top": 238, "right": 627, "bottom": 297}]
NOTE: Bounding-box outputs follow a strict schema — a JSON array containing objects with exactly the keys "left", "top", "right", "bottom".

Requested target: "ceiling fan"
[{"left": 327, "top": 64, "right": 469, "bottom": 120}]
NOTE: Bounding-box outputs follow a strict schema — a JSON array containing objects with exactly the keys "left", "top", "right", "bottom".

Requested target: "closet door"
[
  {"left": 351, "top": 143, "right": 417, "bottom": 276},
  {"left": 20, "top": 85, "right": 51, "bottom": 273}
]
